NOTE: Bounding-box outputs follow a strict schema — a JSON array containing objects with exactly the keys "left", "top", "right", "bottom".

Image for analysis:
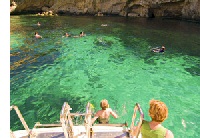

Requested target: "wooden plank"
[
  {"left": 34, "top": 124, "right": 62, "bottom": 127},
  {"left": 91, "top": 132, "right": 129, "bottom": 138},
  {"left": 69, "top": 113, "right": 92, "bottom": 116},
  {"left": 94, "top": 123, "right": 127, "bottom": 127}
]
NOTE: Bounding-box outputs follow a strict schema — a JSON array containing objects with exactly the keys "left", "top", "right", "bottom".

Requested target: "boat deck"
[{"left": 13, "top": 126, "right": 130, "bottom": 138}]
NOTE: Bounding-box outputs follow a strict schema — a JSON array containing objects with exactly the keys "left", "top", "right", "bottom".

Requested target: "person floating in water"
[
  {"left": 72, "top": 31, "right": 86, "bottom": 38},
  {"left": 37, "top": 22, "right": 41, "bottom": 26},
  {"left": 79, "top": 31, "right": 86, "bottom": 37},
  {"left": 151, "top": 46, "right": 165, "bottom": 53},
  {"left": 91, "top": 99, "right": 118, "bottom": 124},
  {"left": 62, "top": 32, "right": 71, "bottom": 38},
  {"left": 35, "top": 32, "right": 42, "bottom": 39},
  {"left": 63, "top": 32, "right": 71, "bottom": 37}
]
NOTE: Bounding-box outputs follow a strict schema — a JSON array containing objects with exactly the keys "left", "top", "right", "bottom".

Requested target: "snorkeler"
[{"left": 151, "top": 46, "right": 165, "bottom": 53}]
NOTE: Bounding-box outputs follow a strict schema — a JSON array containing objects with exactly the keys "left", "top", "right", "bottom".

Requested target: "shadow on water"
[
  {"left": 10, "top": 39, "right": 61, "bottom": 90},
  {"left": 183, "top": 57, "right": 200, "bottom": 76},
  {"left": 185, "top": 67, "right": 200, "bottom": 76}
]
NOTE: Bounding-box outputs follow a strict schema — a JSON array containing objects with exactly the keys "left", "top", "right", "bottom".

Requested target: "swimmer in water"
[
  {"left": 37, "top": 22, "right": 41, "bottom": 26},
  {"left": 91, "top": 99, "right": 118, "bottom": 124},
  {"left": 35, "top": 32, "right": 42, "bottom": 39},
  {"left": 72, "top": 31, "right": 86, "bottom": 38},
  {"left": 152, "top": 46, "right": 165, "bottom": 53},
  {"left": 79, "top": 31, "right": 86, "bottom": 37},
  {"left": 65, "top": 32, "right": 71, "bottom": 37}
]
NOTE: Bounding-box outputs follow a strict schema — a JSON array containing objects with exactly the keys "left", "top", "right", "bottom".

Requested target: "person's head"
[
  {"left": 66, "top": 32, "right": 69, "bottom": 37},
  {"left": 161, "top": 46, "right": 165, "bottom": 50},
  {"left": 149, "top": 99, "right": 168, "bottom": 122},
  {"left": 80, "top": 32, "right": 84, "bottom": 36},
  {"left": 100, "top": 99, "right": 109, "bottom": 110},
  {"left": 35, "top": 32, "right": 38, "bottom": 35}
]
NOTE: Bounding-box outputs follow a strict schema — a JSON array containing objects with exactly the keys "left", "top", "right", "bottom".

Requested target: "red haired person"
[{"left": 141, "top": 99, "right": 174, "bottom": 138}]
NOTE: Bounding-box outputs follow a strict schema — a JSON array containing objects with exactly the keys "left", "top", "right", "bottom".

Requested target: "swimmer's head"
[
  {"left": 161, "top": 46, "right": 165, "bottom": 50},
  {"left": 66, "top": 32, "right": 69, "bottom": 36}
]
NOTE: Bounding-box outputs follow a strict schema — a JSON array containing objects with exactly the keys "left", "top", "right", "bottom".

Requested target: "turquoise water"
[{"left": 10, "top": 15, "right": 200, "bottom": 137}]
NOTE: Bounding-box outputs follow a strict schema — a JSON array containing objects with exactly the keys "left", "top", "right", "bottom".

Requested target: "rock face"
[{"left": 11, "top": 0, "right": 200, "bottom": 21}]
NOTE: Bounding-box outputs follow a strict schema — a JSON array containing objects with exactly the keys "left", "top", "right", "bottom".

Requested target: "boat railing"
[
  {"left": 59, "top": 102, "right": 93, "bottom": 138},
  {"left": 10, "top": 105, "right": 32, "bottom": 138},
  {"left": 10, "top": 102, "right": 144, "bottom": 138},
  {"left": 60, "top": 102, "right": 74, "bottom": 138},
  {"left": 129, "top": 103, "right": 144, "bottom": 138},
  {"left": 85, "top": 102, "right": 92, "bottom": 138}
]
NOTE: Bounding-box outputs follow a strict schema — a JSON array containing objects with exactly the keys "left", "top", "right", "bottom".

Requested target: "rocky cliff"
[{"left": 11, "top": 0, "right": 200, "bottom": 21}]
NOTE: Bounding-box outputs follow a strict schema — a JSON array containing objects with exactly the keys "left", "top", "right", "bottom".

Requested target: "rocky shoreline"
[{"left": 10, "top": 0, "right": 200, "bottom": 22}]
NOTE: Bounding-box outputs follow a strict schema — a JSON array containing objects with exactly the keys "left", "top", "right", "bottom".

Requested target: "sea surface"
[{"left": 10, "top": 15, "right": 200, "bottom": 137}]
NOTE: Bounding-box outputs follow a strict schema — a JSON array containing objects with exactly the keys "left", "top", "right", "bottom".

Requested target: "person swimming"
[
  {"left": 72, "top": 32, "right": 86, "bottom": 38},
  {"left": 35, "top": 32, "right": 42, "bottom": 39},
  {"left": 91, "top": 99, "right": 118, "bottom": 124},
  {"left": 65, "top": 32, "right": 71, "bottom": 37},
  {"left": 152, "top": 46, "right": 165, "bottom": 53},
  {"left": 79, "top": 32, "right": 86, "bottom": 37},
  {"left": 66, "top": 33, "right": 70, "bottom": 37},
  {"left": 37, "top": 22, "right": 41, "bottom": 26}
]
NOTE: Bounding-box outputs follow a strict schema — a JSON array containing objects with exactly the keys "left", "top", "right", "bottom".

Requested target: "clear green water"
[{"left": 10, "top": 15, "right": 200, "bottom": 137}]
